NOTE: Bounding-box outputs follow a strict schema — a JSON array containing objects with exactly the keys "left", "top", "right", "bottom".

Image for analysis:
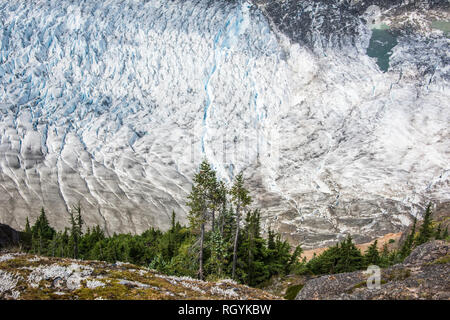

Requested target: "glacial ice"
[{"left": 0, "top": 0, "right": 448, "bottom": 248}]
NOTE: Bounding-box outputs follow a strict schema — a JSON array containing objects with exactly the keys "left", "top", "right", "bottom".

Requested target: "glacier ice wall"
[{"left": 0, "top": 0, "right": 449, "bottom": 248}]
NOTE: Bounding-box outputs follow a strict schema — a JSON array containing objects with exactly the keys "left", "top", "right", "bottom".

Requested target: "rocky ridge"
[
  {"left": 296, "top": 240, "right": 450, "bottom": 300},
  {"left": 0, "top": 251, "right": 277, "bottom": 300}
]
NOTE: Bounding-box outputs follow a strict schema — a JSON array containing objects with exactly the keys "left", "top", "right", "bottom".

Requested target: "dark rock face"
[
  {"left": 252, "top": 0, "right": 450, "bottom": 49},
  {"left": 252, "top": 0, "right": 366, "bottom": 50},
  {"left": 296, "top": 240, "right": 450, "bottom": 300},
  {"left": 0, "top": 224, "right": 20, "bottom": 249}
]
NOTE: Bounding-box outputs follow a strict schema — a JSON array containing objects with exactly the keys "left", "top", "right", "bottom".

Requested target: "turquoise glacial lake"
[{"left": 366, "top": 27, "right": 398, "bottom": 72}]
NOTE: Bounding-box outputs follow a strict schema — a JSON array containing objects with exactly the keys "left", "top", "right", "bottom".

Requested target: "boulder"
[{"left": 296, "top": 240, "right": 450, "bottom": 300}]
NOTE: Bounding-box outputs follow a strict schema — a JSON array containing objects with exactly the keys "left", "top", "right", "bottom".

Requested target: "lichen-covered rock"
[
  {"left": 296, "top": 240, "right": 450, "bottom": 300},
  {"left": 296, "top": 271, "right": 366, "bottom": 300},
  {"left": 403, "top": 240, "right": 450, "bottom": 265},
  {"left": 0, "top": 270, "right": 22, "bottom": 299},
  {"left": 0, "top": 251, "right": 278, "bottom": 300}
]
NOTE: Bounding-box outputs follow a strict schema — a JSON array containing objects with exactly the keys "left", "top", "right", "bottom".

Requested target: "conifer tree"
[
  {"left": 434, "top": 223, "right": 443, "bottom": 240},
  {"left": 167, "top": 211, "right": 177, "bottom": 258},
  {"left": 442, "top": 227, "right": 449, "bottom": 240},
  {"left": 364, "top": 240, "right": 380, "bottom": 266},
  {"left": 286, "top": 245, "right": 303, "bottom": 275},
  {"left": 265, "top": 226, "right": 297, "bottom": 276},
  {"left": 230, "top": 172, "right": 252, "bottom": 280},
  {"left": 215, "top": 181, "right": 228, "bottom": 236},
  {"left": 21, "top": 217, "right": 33, "bottom": 251},
  {"left": 68, "top": 204, "right": 83, "bottom": 259},
  {"left": 208, "top": 228, "right": 228, "bottom": 278},
  {"left": 239, "top": 209, "right": 268, "bottom": 286},
  {"left": 209, "top": 179, "right": 225, "bottom": 233},
  {"left": 31, "top": 208, "right": 55, "bottom": 255},
  {"left": 400, "top": 216, "right": 417, "bottom": 258},
  {"left": 221, "top": 205, "right": 236, "bottom": 246},
  {"left": 334, "top": 236, "right": 363, "bottom": 273},
  {"left": 25, "top": 217, "right": 31, "bottom": 234},
  {"left": 186, "top": 160, "right": 217, "bottom": 280},
  {"left": 380, "top": 243, "right": 391, "bottom": 267},
  {"left": 416, "top": 203, "right": 433, "bottom": 245}
]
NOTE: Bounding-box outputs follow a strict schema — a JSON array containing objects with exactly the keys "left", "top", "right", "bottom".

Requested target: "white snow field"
[{"left": 0, "top": 0, "right": 448, "bottom": 248}]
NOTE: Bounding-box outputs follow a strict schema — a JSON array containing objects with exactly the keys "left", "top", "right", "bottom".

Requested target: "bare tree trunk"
[
  {"left": 199, "top": 222, "right": 205, "bottom": 280},
  {"left": 211, "top": 209, "right": 215, "bottom": 233},
  {"left": 232, "top": 203, "right": 240, "bottom": 280},
  {"left": 220, "top": 202, "right": 226, "bottom": 237}
]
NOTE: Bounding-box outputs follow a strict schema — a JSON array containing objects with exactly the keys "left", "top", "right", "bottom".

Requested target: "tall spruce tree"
[
  {"left": 239, "top": 209, "right": 268, "bottom": 286},
  {"left": 167, "top": 211, "right": 177, "bottom": 258},
  {"left": 334, "top": 236, "right": 363, "bottom": 273},
  {"left": 25, "top": 217, "right": 31, "bottom": 234},
  {"left": 416, "top": 203, "right": 433, "bottom": 245},
  {"left": 380, "top": 243, "right": 391, "bottom": 267},
  {"left": 68, "top": 204, "right": 83, "bottom": 259},
  {"left": 400, "top": 217, "right": 417, "bottom": 258},
  {"left": 434, "top": 223, "right": 443, "bottom": 240},
  {"left": 364, "top": 240, "right": 380, "bottom": 266},
  {"left": 230, "top": 172, "right": 252, "bottom": 280},
  {"left": 31, "top": 208, "right": 55, "bottom": 255},
  {"left": 266, "top": 227, "right": 296, "bottom": 276},
  {"left": 208, "top": 228, "right": 228, "bottom": 278},
  {"left": 215, "top": 181, "right": 228, "bottom": 236},
  {"left": 209, "top": 179, "right": 225, "bottom": 233},
  {"left": 186, "top": 160, "right": 217, "bottom": 280},
  {"left": 286, "top": 245, "right": 303, "bottom": 275},
  {"left": 21, "top": 217, "right": 33, "bottom": 250}
]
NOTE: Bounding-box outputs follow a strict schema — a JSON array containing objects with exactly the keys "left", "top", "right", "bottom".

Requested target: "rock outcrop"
[
  {"left": 296, "top": 240, "right": 450, "bottom": 300},
  {"left": 0, "top": 251, "right": 277, "bottom": 300},
  {"left": 0, "top": 224, "right": 20, "bottom": 249}
]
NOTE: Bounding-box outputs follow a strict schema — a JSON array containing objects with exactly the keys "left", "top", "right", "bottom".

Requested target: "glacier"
[{"left": 0, "top": 0, "right": 449, "bottom": 249}]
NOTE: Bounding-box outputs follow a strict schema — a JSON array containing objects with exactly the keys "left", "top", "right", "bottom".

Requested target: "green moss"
[
  {"left": 431, "top": 254, "right": 450, "bottom": 265},
  {"left": 352, "top": 281, "right": 367, "bottom": 290},
  {"left": 73, "top": 279, "right": 133, "bottom": 300},
  {"left": 347, "top": 279, "right": 387, "bottom": 294},
  {"left": 20, "top": 285, "right": 58, "bottom": 300},
  {"left": 385, "top": 268, "right": 411, "bottom": 281},
  {"left": 284, "top": 284, "right": 304, "bottom": 300}
]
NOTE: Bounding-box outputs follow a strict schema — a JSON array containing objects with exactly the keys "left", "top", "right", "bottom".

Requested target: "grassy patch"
[
  {"left": 284, "top": 284, "right": 304, "bottom": 300},
  {"left": 385, "top": 268, "right": 411, "bottom": 281},
  {"left": 347, "top": 279, "right": 387, "bottom": 294},
  {"left": 430, "top": 254, "right": 450, "bottom": 265}
]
